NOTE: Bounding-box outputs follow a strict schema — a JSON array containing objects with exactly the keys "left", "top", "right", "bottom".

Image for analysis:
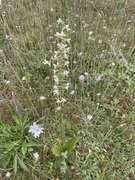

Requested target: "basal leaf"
[
  {"left": 12, "top": 114, "right": 20, "bottom": 126},
  {"left": 52, "top": 145, "right": 63, "bottom": 156},
  {"left": 13, "top": 155, "right": 18, "bottom": 174},
  {"left": 27, "top": 141, "right": 43, "bottom": 147},
  {"left": 65, "top": 137, "right": 80, "bottom": 153},
  {"left": 18, "top": 156, "right": 28, "bottom": 171},
  {"left": 21, "top": 142, "right": 27, "bottom": 155}
]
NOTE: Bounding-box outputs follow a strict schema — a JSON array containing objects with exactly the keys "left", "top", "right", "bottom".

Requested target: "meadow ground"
[{"left": 0, "top": 0, "right": 135, "bottom": 179}]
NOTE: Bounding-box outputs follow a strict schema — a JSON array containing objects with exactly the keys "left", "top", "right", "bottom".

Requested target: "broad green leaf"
[
  {"left": 13, "top": 155, "right": 18, "bottom": 174},
  {"left": 21, "top": 142, "right": 27, "bottom": 155},
  {"left": 52, "top": 145, "right": 63, "bottom": 156},
  {"left": 18, "top": 156, "right": 28, "bottom": 171},
  {"left": 65, "top": 137, "right": 80, "bottom": 153}
]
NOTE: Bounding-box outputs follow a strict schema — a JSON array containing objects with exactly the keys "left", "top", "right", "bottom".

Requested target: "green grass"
[{"left": 0, "top": 0, "right": 135, "bottom": 179}]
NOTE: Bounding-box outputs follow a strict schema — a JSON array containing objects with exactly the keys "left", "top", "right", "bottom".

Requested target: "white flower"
[
  {"left": 43, "top": 59, "right": 51, "bottom": 66},
  {"left": 22, "top": 76, "right": 26, "bottom": 81},
  {"left": 87, "top": 115, "right": 93, "bottom": 121},
  {"left": 73, "top": 60, "right": 77, "bottom": 64},
  {"left": 53, "top": 85, "right": 59, "bottom": 95},
  {"left": 29, "top": 122, "right": 44, "bottom": 138},
  {"left": 53, "top": 69, "right": 57, "bottom": 74},
  {"left": 0, "top": 49, "right": 3, "bottom": 53},
  {"left": 63, "top": 70, "right": 69, "bottom": 76},
  {"left": 33, "top": 152, "right": 40, "bottom": 160},
  {"left": 98, "top": 40, "right": 102, "bottom": 44},
  {"left": 64, "top": 52, "right": 68, "bottom": 59},
  {"left": 78, "top": 52, "right": 83, "bottom": 57},
  {"left": 53, "top": 75, "right": 59, "bottom": 84},
  {"left": 57, "top": 18, "right": 63, "bottom": 24},
  {"left": 61, "top": 98, "right": 67, "bottom": 103},
  {"left": 54, "top": 51, "right": 58, "bottom": 56},
  {"left": 50, "top": 7, "right": 53, "bottom": 12},
  {"left": 64, "top": 61, "right": 69, "bottom": 66},
  {"left": 65, "top": 47, "right": 70, "bottom": 52},
  {"left": 65, "top": 83, "right": 70, "bottom": 90},
  {"left": 4, "top": 80, "right": 11, "bottom": 84},
  {"left": 56, "top": 99, "right": 61, "bottom": 103},
  {"left": 55, "top": 32, "right": 66, "bottom": 37},
  {"left": 54, "top": 89, "right": 59, "bottom": 95},
  {"left": 65, "top": 25, "right": 70, "bottom": 31},
  {"left": 5, "top": 172, "right": 11, "bottom": 178},
  {"left": 119, "top": 123, "right": 126, "bottom": 127},
  {"left": 39, "top": 96, "right": 46, "bottom": 101},
  {"left": 70, "top": 90, "right": 75, "bottom": 95},
  {"left": 111, "top": 62, "right": 115, "bottom": 67},
  {"left": 53, "top": 54, "right": 57, "bottom": 60},
  {"left": 89, "top": 31, "right": 93, "bottom": 35},
  {"left": 53, "top": 85, "right": 58, "bottom": 89},
  {"left": 84, "top": 72, "right": 88, "bottom": 76},
  {"left": 56, "top": 98, "right": 67, "bottom": 103},
  {"left": 65, "top": 38, "right": 70, "bottom": 43},
  {"left": 57, "top": 43, "right": 67, "bottom": 49},
  {"left": 56, "top": 106, "right": 61, "bottom": 111},
  {"left": 53, "top": 64, "right": 57, "bottom": 69}
]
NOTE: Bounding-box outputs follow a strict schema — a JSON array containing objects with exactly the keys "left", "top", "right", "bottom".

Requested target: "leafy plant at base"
[
  {"left": 52, "top": 136, "right": 80, "bottom": 173},
  {"left": 52, "top": 136, "right": 80, "bottom": 156},
  {"left": 0, "top": 114, "right": 44, "bottom": 173}
]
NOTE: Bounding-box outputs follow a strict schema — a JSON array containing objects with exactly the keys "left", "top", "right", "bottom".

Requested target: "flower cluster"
[{"left": 43, "top": 18, "right": 71, "bottom": 105}]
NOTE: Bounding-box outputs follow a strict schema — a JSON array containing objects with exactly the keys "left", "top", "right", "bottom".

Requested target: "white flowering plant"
[
  {"left": 43, "top": 19, "right": 79, "bottom": 173},
  {"left": 0, "top": 114, "right": 44, "bottom": 173}
]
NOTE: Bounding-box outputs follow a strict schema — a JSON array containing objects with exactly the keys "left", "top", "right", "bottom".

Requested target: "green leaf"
[
  {"left": 0, "top": 142, "right": 13, "bottom": 149},
  {"left": 66, "top": 122, "right": 71, "bottom": 130},
  {"left": 12, "top": 114, "right": 20, "bottom": 126},
  {"left": 1, "top": 129, "right": 12, "bottom": 137},
  {"left": 52, "top": 145, "right": 63, "bottom": 156},
  {"left": 65, "top": 137, "right": 80, "bottom": 153},
  {"left": 22, "top": 116, "right": 29, "bottom": 127},
  {"left": 28, "top": 148, "right": 33, "bottom": 152},
  {"left": 36, "top": 116, "right": 46, "bottom": 123},
  {"left": 0, "top": 133, "right": 12, "bottom": 137},
  {"left": 21, "top": 142, "right": 27, "bottom": 155},
  {"left": 18, "top": 156, "right": 28, "bottom": 171},
  {"left": 3, "top": 156, "right": 12, "bottom": 168},
  {"left": 26, "top": 141, "right": 43, "bottom": 147},
  {"left": 13, "top": 155, "right": 18, "bottom": 174},
  {"left": 23, "top": 123, "right": 31, "bottom": 130},
  {"left": 61, "top": 151, "right": 68, "bottom": 159}
]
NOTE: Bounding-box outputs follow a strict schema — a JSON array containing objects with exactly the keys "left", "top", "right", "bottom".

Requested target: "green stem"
[
  {"left": 59, "top": 55, "right": 65, "bottom": 145},
  {"left": 60, "top": 105, "right": 64, "bottom": 144}
]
